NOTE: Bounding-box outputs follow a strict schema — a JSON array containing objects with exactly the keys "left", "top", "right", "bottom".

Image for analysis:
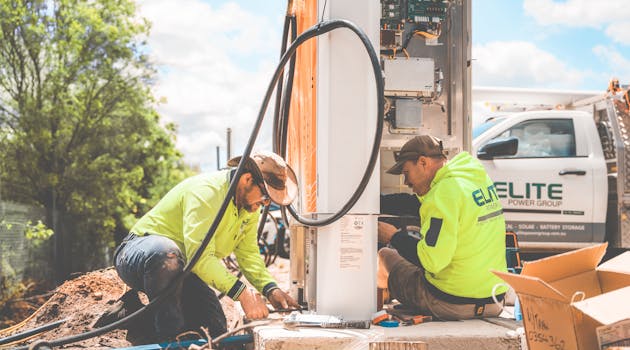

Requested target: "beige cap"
[
  {"left": 228, "top": 151, "right": 298, "bottom": 206},
  {"left": 387, "top": 135, "right": 446, "bottom": 175}
]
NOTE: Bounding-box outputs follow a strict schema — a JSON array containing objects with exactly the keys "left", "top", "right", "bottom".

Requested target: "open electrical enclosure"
[{"left": 380, "top": 0, "right": 472, "bottom": 194}]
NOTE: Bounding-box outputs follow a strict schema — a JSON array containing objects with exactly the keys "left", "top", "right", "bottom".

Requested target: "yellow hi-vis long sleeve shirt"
[
  {"left": 130, "top": 170, "right": 277, "bottom": 300},
  {"left": 417, "top": 152, "right": 508, "bottom": 301}
]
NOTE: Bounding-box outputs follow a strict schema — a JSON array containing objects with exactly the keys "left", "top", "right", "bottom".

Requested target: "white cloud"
[
  {"left": 523, "top": 0, "right": 630, "bottom": 44},
  {"left": 605, "top": 22, "right": 630, "bottom": 45},
  {"left": 138, "top": 0, "right": 282, "bottom": 171},
  {"left": 593, "top": 45, "right": 630, "bottom": 81},
  {"left": 523, "top": 0, "right": 630, "bottom": 27},
  {"left": 472, "top": 41, "right": 585, "bottom": 88}
]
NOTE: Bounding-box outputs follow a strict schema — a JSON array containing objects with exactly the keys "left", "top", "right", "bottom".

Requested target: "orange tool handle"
[{"left": 404, "top": 315, "right": 432, "bottom": 325}]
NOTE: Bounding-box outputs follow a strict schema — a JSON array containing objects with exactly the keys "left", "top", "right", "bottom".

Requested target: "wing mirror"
[{"left": 477, "top": 137, "right": 519, "bottom": 160}]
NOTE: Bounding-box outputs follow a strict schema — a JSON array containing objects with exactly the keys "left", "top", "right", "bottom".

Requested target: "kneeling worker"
[
  {"left": 378, "top": 135, "right": 508, "bottom": 320},
  {"left": 114, "top": 151, "right": 300, "bottom": 340}
]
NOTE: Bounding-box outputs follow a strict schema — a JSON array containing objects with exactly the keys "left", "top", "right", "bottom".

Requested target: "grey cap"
[{"left": 387, "top": 135, "right": 446, "bottom": 175}]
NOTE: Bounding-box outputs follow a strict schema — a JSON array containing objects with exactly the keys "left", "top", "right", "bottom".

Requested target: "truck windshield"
[{"left": 473, "top": 117, "right": 506, "bottom": 139}]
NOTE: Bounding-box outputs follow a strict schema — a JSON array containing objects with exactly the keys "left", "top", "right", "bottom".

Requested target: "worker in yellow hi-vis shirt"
[
  {"left": 378, "top": 135, "right": 508, "bottom": 320},
  {"left": 113, "top": 151, "right": 299, "bottom": 341}
]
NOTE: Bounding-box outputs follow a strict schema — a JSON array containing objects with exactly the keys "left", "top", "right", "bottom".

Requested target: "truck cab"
[{"left": 472, "top": 110, "right": 609, "bottom": 251}]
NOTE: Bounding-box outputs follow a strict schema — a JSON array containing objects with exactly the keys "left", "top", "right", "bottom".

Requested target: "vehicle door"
[{"left": 474, "top": 115, "right": 600, "bottom": 245}]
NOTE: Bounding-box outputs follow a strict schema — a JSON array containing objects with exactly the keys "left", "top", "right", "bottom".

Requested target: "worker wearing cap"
[
  {"left": 113, "top": 151, "right": 299, "bottom": 340},
  {"left": 378, "top": 135, "right": 508, "bottom": 320}
]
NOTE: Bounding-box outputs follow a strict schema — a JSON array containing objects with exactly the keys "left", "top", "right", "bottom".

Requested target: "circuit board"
[
  {"left": 407, "top": 0, "right": 448, "bottom": 24},
  {"left": 381, "top": 0, "right": 404, "bottom": 29},
  {"left": 382, "top": 0, "right": 449, "bottom": 31}
]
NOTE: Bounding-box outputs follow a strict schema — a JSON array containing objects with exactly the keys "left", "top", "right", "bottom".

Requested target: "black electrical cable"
[
  {"left": 272, "top": 14, "right": 293, "bottom": 152},
  {"left": 277, "top": 20, "right": 385, "bottom": 227},
  {"left": 238, "top": 15, "right": 298, "bottom": 289},
  {"left": 266, "top": 10, "right": 296, "bottom": 262},
  {"left": 17, "top": 18, "right": 382, "bottom": 350},
  {"left": 257, "top": 206, "right": 280, "bottom": 265},
  {"left": 278, "top": 16, "right": 298, "bottom": 157},
  {"left": 0, "top": 319, "right": 67, "bottom": 346},
  {"left": 273, "top": 15, "right": 296, "bottom": 224},
  {"left": 256, "top": 204, "right": 271, "bottom": 251}
]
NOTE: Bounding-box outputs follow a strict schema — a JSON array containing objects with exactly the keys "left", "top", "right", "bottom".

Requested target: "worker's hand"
[
  {"left": 378, "top": 221, "right": 398, "bottom": 244},
  {"left": 238, "top": 288, "right": 269, "bottom": 320},
  {"left": 267, "top": 288, "right": 300, "bottom": 310}
]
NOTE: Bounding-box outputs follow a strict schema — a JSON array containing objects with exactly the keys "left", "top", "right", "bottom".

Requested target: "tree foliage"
[{"left": 0, "top": 0, "right": 194, "bottom": 281}]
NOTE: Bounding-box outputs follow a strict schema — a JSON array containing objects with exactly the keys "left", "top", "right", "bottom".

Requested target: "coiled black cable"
[{"left": 275, "top": 19, "right": 385, "bottom": 227}]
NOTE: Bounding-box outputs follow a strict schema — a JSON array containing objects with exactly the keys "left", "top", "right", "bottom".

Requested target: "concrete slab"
[
  {"left": 255, "top": 318, "right": 524, "bottom": 350},
  {"left": 255, "top": 326, "right": 380, "bottom": 350}
]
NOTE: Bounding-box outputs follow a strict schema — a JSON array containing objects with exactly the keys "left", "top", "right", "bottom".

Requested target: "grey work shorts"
[{"left": 387, "top": 255, "right": 503, "bottom": 320}]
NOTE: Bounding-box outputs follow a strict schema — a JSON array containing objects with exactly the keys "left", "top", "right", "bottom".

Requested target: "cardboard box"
[{"left": 493, "top": 243, "right": 630, "bottom": 350}]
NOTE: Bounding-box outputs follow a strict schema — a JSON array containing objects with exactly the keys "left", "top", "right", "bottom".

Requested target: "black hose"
[
  {"left": 277, "top": 19, "right": 385, "bottom": 227},
  {"left": 17, "top": 18, "right": 382, "bottom": 350},
  {"left": 257, "top": 206, "right": 280, "bottom": 265},
  {"left": 256, "top": 204, "right": 272, "bottom": 256},
  {"left": 238, "top": 12, "right": 296, "bottom": 290},
  {"left": 273, "top": 14, "right": 293, "bottom": 152},
  {"left": 278, "top": 16, "right": 298, "bottom": 157},
  {"left": 0, "top": 319, "right": 67, "bottom": 346}
]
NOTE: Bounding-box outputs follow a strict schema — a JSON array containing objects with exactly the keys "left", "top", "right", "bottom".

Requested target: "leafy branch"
[{"left": 0, "top": 219, "right": 54, "bottom": 245}]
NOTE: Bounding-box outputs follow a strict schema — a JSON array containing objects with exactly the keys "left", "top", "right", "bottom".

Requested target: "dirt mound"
[
  {"left": 0, "top": 281, "right": 53, "bottom": 329},
  {"left": 2, "top": 259, "right": 290, "bottom": 349},
  {"left": 3, "top": 268, "right": 131, "bottom": 349}
]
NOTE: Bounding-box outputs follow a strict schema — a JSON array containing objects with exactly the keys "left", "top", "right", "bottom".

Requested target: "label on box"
[{"left": 597, "top": 318, "right": 630, "bottom": 349}]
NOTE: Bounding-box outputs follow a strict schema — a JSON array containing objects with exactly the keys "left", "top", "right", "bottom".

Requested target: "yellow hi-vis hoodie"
[
  {"left": 130, "top": 170, "right": 277, "bottom": 300},
  {"left": 417, "top": 151, "right": 508, "bottom": 301}
]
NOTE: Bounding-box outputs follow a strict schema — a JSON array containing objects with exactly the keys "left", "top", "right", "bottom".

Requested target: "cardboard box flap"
[
  {"left": 493, "top": 270, "right": 568, "bottom": 302},
  {"left": 551, "top": 270, "right": 602, "bottom": 299},
  {"left": 572, "top": 285, "right": 630, "bottom": 325},
  {"left": 521, "top": 243, "right": 607, "bottom": 282},
  {"left": 598, "top": 270, "right": 630, "bottom": 293},
  {"left": 597, "top": 251, "right": 630, "bottom": 274}
]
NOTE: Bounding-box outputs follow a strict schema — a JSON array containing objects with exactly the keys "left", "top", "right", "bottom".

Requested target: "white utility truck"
[{"left": 472, "top": 89, "right": 630, "bottom": 251}]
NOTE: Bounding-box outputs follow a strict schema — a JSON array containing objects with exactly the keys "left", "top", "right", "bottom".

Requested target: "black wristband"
[
  {"left": 227, "top": 280, "right": 247, "bottom": 300},
  {"left": 262, "top": 282, "right": 279, "bottom": 298}
]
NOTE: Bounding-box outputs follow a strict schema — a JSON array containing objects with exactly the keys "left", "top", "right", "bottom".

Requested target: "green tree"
[{"left": 0, "top": 0, "right": 194, "bottom": 282}]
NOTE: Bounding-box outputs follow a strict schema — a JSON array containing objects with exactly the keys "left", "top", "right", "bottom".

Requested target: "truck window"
[
  {"left": 473, "top": 116, "right": 506, "bottom": 138},
  {"left": 492, "top": 119, "right": 576, "bottom": 158}
]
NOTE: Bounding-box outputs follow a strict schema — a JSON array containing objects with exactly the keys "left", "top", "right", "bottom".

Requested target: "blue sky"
[
  {"left": 472, "top": 0, "right": 630, "bottom": 90},
  {"left": 138, "top": 0, "right": 630, "bottom": 170}
]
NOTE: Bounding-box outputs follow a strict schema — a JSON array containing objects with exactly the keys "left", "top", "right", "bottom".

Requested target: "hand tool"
[
  {"left": 401, "top": 315, "right": 432, "bottom": 325},
  {"left": 283, "top": 313, "right": 370, "bottom": 329}
]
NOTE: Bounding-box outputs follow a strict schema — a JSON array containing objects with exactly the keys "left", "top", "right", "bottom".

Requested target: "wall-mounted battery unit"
[{"left": 383, "top": 58, "right": 435, "bottom": 97}]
